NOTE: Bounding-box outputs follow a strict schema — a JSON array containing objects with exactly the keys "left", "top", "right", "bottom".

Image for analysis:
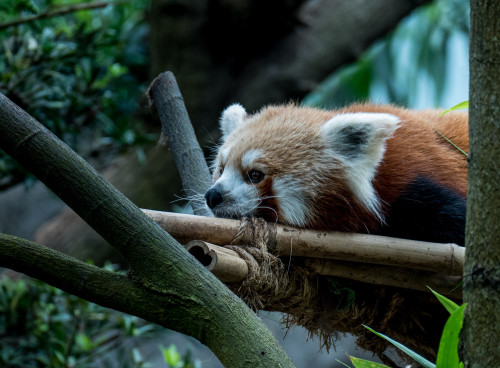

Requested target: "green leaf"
[
  {"left": 440, "top": 101, "right": 469, "bottom": 116},
  {"left": 363, "top": 325, "right": 436, "bottom": 368},
  {"left": 436, "top": 304, "right": 467, "bottom": 368},
  {"left": 335, "top": 359, "right": 352, "bottom": 368},
  {"left": 132, "top": 348, "right": 143, "bottom": 364},
  {"left": 428, "top": 287, "right": 460, "bottom": 314},
  {"left": 76, "top": 332, "right": 92, "bottom": 352},
  {"left": 160, "top": 344, "right": 181, "bottom": 367},
  {"left": 349, "top": 356, "right": 391, "bottom": 368},
  {"left": 54, "top": 350, "right": 65, "bottom": 364}
]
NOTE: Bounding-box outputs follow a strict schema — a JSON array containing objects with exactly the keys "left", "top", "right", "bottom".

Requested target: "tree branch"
[
  {"left": 147, "top": 72, "right": 212, "bottom": 216},
  {"left": 0, "top": 92, "right": 295, "bottom": 368},
  {"left": 0, "top": 233, "right": 168, "bottom": 322},
  {"left": 0, "top": 1, "right": 130, "bottom": 31}
]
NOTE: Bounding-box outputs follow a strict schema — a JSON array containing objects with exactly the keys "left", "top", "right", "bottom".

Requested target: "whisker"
[
  {"left": 256, "top": 205, "right": 279, "bottom": 225},
  {"left": 287, "top": 236, "right": 293, "bottom": 273},
  {"left": 259, "top": 195, "right": 283, "bottom": 200}
]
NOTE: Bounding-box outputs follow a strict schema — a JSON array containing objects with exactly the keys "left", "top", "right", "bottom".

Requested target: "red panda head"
[{"left": 204, "top": 104, "right": 400, "bottom": 231}]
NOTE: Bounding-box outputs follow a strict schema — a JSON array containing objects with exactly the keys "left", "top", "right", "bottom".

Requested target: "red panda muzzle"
[{"left": 205, "top": 187, "right": 223, "bottom": 209}]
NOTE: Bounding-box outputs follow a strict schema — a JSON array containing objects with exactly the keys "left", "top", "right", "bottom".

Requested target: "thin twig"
[{"left": 0, "top": 1, "right": 130, "bottom": 31}]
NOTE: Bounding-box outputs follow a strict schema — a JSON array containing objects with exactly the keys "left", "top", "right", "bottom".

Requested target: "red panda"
[{"left": 204, "top": 103, "right": 468, "bottom": 246}]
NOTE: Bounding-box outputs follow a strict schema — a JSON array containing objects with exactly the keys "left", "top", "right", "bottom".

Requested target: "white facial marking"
[
  {"left": 220, "top": 103, "right": 247, "bottom": 140},
  {"left": 321, "top": 112, "right": 400, "bottom": 222},
  {"left": 210, "top": 166, "right": 259, "bottom": 217},
  {"left": 273, "top": 176, "right": 310, "bottom": 227},
  {"left": 220, "top": 146, "right": 231, "bottom": 166},
  {"left": 241, "top": 149, "right": 262, "bottom": 170}
]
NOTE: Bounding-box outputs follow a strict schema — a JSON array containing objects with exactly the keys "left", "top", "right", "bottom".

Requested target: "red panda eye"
[
  {"left": 219, "top": 165, "right": 224, "bottom": 176},
  {"left": 248, "top": 170, "right": 264, "bottom": 183}
]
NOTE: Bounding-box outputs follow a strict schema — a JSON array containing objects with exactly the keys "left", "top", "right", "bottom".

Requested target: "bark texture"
[
  {"left": 33, "top": 147, "right": 180, "bottom": 265},
  {"left": 462, "top": 0, "right": 500, "bottom": 365},
  {"left": 0, "top": 93, "right": 295, "bottom": 368},
  {"left": 147, "top": 71, "right": 212, "bottom": 216}
]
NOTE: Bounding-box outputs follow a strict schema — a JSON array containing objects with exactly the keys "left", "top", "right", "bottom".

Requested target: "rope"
[
  {"left": 226, "top": 217, "right": 319, "bottom": 311},
  {"left": 224, "top": 217, "right": 447, "bottom": 362}
]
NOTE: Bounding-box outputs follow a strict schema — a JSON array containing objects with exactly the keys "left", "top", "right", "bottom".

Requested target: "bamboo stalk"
[
  {"left": 185, "top": 240, "right": 462, "bottom": 298},
  {"left": 304, "top": 259, "right": 462, "bottom": 298},
  {"left": 185, "top": 240, "right": 248, "bottom": 283},
  {"left": 274, "top": 227, "right": 464, "bottom": 275},
  {"left": 143, "top": 209, "right": 465, "bottom": 275}
]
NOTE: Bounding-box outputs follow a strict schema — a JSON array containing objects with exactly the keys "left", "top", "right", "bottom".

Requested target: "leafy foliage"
[
  {"left": 0, "top": 270, "right": 159, "bottom": 368},
  {"left": 347, "top": 356, "right": 392, "bottom": 368},
  {"left": 348, "top": 291, "right": 466, "bottom": 368},
  {"left": 0, "top": 0, "right": 154, "bottom": 189},
  {"left": 435, "top": 305, "right": 465, "bottom": 368},
  {"left": 159, "top": 344, "right": 202, "bottom": 368},
  {"left": 304, "top": 0, "right": 470, "bottom": 109}
]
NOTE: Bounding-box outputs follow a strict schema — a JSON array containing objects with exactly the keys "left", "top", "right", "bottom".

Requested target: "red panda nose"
[{"left": 205, "top": 188, "right": 223, "bottom": 209}]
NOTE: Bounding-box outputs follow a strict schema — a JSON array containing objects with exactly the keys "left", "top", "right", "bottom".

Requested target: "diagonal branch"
[
  {"left": 0, "top": 91, "right": 295, "bottom": 368},
  {"left": 147, "top": 71, "right": 212, "bottom": 216},
  {"left": 0, "top": 1, "right": 130, "bottom": 31},
  {"left": 0, "top": 233, "right": 174, "bottom": 325}
]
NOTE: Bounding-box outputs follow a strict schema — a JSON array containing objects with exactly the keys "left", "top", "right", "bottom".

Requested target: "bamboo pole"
[
  {"left": 185, "top": 240, "right": 248, "bottom": 283},
  {"left": 274, "top": 227, "right": 464, "bottom": 275},
  {"left": 304, "top": 259, "right": 462, "bottom": 298},
  {"left": 143, "top": 209, "right": 465, "bottom": 275},
  {"left": 185, "top": 240, "right": 462, "bottom": 298}
]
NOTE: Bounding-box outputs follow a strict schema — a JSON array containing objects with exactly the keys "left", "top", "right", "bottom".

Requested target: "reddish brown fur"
[
  {"left": 340, "top": 104, "right": 468, "bottom": 204},
  {"left": 218, "top": 103, "right": 468, "bottom": 233}
]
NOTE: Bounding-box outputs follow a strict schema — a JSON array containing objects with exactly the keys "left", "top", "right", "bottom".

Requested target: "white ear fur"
[
  {"left": 320, "top": 113, "right": 400, "bottom": 160},
  {"left": 320, "top": 112, "right": 400, "bottom": 220},
  {"left": 219, "top": 103, "right": 247, "bottom": 139}
]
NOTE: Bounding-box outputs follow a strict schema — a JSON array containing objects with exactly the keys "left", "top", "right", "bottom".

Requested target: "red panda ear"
[
  {"left": 219, "top": 103, "right": 247, "bottom": 140},
  {"left": 320, "top": 113, "right": 400, "bottom": 162},
  {"left": 320, "top": 112, "right": 400, "bottom": 219}
]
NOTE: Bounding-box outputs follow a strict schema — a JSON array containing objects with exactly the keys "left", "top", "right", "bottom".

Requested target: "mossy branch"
[
  {"left": 0, "top": 91, "right": 295, "bottom": 368},
  {"left": 147, "top": 71, "right": 212, "bottom": 216},
  {"left": 0, "top": 233, "right": 174, "bottom": 323}
]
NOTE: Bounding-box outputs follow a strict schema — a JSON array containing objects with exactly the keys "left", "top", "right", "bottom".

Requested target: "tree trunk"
[{"left": 462, "top": 0, "right": 500, "bottom": 366}]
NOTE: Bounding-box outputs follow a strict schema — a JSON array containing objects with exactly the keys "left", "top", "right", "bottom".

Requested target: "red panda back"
[{"left": 342, "top": 105, "right": 468, "bottom": 244}]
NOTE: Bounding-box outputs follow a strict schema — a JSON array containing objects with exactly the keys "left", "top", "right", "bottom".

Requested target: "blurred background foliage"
[
  {"left": 0, "top": 0, "right": 153, "bottom": 190},
  {"left": 0, "top": 266, "right": 158, "bottom": 368},
  {"left": 0, "top": 268, "right": 201, "bottom": 368},
  {"left": 0, "top": 0, "right": 470, "bottom": 189},
  {"left": 304, "top": 0, "right": 469, "bottom": 109}
]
